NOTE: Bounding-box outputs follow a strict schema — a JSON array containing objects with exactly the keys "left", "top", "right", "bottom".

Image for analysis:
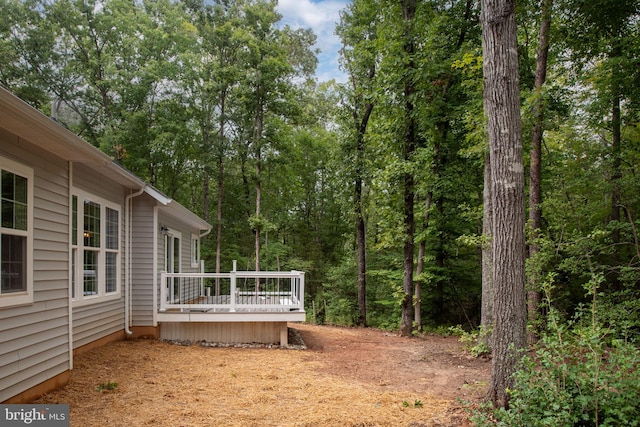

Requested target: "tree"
[
  {"left": 527, "top": 0, "right": 552, "bottom": 343},
  {"left": 336, "top": 0, "right": 379, "bottom": 326},
  {"left": 398, "top": 0, "right": 417, "bottom": 337},
  {"left": 0, "top": 0, "right": 54, "bottom": 108},
  {"left": 234, "top": 0, "right": 316, "bottom": 271},
  {"left": 182, "top": 0, "right": 245, "bottom": 284},
  {"left": 481, "top": 0, "right": 527, "bottom": 408},
  {"left": 560, "top": 0, "right": 640, "bottom": 288}
]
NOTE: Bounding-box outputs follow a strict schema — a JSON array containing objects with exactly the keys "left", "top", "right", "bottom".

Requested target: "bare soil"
[{"left": 36, "top": 323, "right": 490, "bottom": 426}]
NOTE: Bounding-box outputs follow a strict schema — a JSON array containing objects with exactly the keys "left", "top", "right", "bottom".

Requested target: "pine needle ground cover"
[{"left": 36, "top": 324, "right": 490, "bottom": 426}]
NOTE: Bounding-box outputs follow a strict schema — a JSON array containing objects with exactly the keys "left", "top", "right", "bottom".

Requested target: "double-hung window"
[
  {"left": 0, "top": 157, "right": 33, "bottom": 308},
  {"left": 71, "top": 191, "right": 121, "bottom": 304}
]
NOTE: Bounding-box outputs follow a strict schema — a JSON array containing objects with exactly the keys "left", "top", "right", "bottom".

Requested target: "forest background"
[
  {"left": 2, "top": 0, "right": 640, "bottom": 342},
  {"left": 4, "top": 0, "right": 640, "bottom": 420}
]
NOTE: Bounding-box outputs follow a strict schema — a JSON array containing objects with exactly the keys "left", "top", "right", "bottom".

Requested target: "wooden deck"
[{"left": 158, "top": 268, "right": 305, "bottom": 323}]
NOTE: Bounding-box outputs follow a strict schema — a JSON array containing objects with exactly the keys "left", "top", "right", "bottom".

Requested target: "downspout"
[
  {"left": 68, "top": 161, "right": 74, "bottom": 370},
  {"left": 125, "top": 187, "right": 145, "bottom": 335}
]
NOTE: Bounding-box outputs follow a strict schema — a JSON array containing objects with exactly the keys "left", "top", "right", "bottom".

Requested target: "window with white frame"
[
  {"left": 71, "top": 191, "right": 121, "bottom": 303},
  {"left": 0, "top": 157, "right": 33, "bottom": 307},
  {"left": 191, "top": 234, "right": 200, "bottom": 268}
]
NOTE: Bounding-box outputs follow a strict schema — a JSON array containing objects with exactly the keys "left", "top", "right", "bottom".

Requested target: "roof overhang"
[
  {"left": 0, "top": 87, "right": 145, "bottom": 189},
  {"left": 144, "top": 186, "right": 211, "bottom": 233},
  {"left": 0, "top": 87, "right": 211, "bottom": 234}
]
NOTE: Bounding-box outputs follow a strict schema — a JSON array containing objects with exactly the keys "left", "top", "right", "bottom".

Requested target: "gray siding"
[
  {"left": 131, "top": 196, "right": 155, "bottom": 326},
  {"left": 71, "top": 164, "right": 127, "bottom": 349},
  {"left": 0, "top": 132, "right": 70, "bottom": 402},
  {"left": 155, "top": 211, "right": 205, "bottom": 314}
]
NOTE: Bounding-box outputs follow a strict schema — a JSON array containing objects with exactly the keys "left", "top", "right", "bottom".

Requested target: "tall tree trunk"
[
  {"left": 481, "top": 150, "right": 493, "bottom": 348},
  {"left": 202, "top": 119, "right": 211, "bottom": 223},
  {"left": 240, "top": 146, "right": 252, "bottom": 220},
  {"left": 481, "top": 0, "right": 527, "bottom": 408},
  {"left": 255, "top": 143, "right": 262, "bottom": 272},
  {"left": 203, "top": 170, "right": 210, "bottom": 222},
  {"left": 414, "top": 192, "right": 432, "bottom": 330},
  {"left": 355, "top": 175, "right": 367, "bottom": 326},
  {"left": 253, "top": 94, "right": 264, "bottom": 272},
  {"left": 215, "top": 155, "right": 223, "bottom": 294},
  {"left": 527, "top": 0, "right": 552, "bottom": 344},
  {"left": 610, "top": 45, "right": 622, "bottom": 288},
  {"left": 355, "top": 102, "right": 374, "bottom": 327},
  {"left": 215, "top": 90, "right": 227, "bottom": 294},
  {"left": 400, "top": 0, "right": 417, "bottom": 338}
]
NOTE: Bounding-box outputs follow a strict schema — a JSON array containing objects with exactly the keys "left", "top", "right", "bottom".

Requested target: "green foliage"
[
  {"left": 450, "top": 325, "right": 491, "bottom": 357},
  {"left": 471, "top": 276, "right": 640, "bottom": 427},
  {"left": 96, "top": 381, "right": 118, "bottom": 392},
  {"left": 313, "top": 258, "right": 358, "bottom": 326},
  {"left": 402, "top": 399, "right": 423, "bottom": 408},
  {"left": 5, "top": 0, "right": 640, "bottom": 338}
]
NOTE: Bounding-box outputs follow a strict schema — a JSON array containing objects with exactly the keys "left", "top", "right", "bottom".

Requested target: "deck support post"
[{"left": 280, "top": 322, "right": 288, "bottom": 347}]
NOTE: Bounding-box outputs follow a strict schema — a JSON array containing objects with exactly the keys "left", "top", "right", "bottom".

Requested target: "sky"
[{"left": 276, "top": 0, "right": 350, "bottom": 83}]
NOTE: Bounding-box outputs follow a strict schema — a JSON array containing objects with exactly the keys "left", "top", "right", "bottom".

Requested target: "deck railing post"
[
  {"left": 158, "top": 265, "right": 304, "bottom": 315},
  {"left": 160, "top": 272, "right": 167, "bottom": 311},
  {"left": 299, "top": 272, "right": 305, "bottom": 311},
  {"left": 200, "top": 260, "right": 205, "bottom": 296},
  {"left": 230, "top": 260, "right": 237, "bottom": 312}
]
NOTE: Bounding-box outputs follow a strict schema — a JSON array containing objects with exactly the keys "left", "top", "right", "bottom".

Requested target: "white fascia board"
[
  {"left": 144, "top": 185, "right": 172, "bottom": 206},
  {"left": 144, "top": 185, "right": 211, "bottom": 232}
]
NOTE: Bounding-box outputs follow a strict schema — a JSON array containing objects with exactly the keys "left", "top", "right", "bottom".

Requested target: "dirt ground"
[{"left": 36, "top": 323, "right": 490, "bottom": 426}]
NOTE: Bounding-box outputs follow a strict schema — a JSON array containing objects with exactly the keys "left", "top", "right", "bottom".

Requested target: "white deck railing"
[{"left": 160, "top": 263, "right": 304, "bottom": 314}]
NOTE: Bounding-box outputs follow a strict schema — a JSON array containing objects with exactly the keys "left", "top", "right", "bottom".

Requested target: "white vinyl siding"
[{"left": 0, "top": 136, "right": 70, "bottom": 402}]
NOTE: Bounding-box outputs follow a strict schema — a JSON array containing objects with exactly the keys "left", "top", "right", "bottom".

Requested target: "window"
[
  {"left": 191, "top": 234, "right": 200, "bottom": 268},
  {"left": 105, "top": 207, "right": 118, "bottom": 293},
  {"left": 0, "top": 158, "right": 33, "bottom": 307},
  {"left": 163, "top": 229, "right": 181, "bottom": 303},
  {"left": 71, "top": 191, "right": 121, "bottom": 304}
]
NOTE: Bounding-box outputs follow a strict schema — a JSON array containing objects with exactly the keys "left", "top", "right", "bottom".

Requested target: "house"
[{"left": 0, "top": 87, "right": 304, "bottom": 404}]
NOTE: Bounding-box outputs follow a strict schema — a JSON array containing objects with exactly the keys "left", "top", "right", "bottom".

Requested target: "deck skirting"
[{"left": 160, "top": 321, "right": 290, "bottom": 346}]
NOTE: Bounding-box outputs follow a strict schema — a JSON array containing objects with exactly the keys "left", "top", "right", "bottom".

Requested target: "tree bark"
[
  {"left": 481, "top": 0, "right": 527, "bottom": 408},
  {"left": 355, "top": 179, "right": 367, "bottom": 326},
  {"left": 527, "top": 0, "right": 552, "bottom": 344},
  {"left": 481, "top": 149, "right": 493, "bottom": 348},
  {"left": 355, "top": 100, "right": 374, "bottom": 327},
  {"left": 610, "top": 43, "right": 622, "bottom": 289},
  {"left": 254, "top": 100, "right": 264, "bottom": 272},
  {"left": 400, "top": 0, "right": 417, "bottom": 338},
  {"left": 414, "top": 192, "right": 432, "bottom": 331},
  {"left": 215, "top": 89, "right": 227, "bottom": 294}
]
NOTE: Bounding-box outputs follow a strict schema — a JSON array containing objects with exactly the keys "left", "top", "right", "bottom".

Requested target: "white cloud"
[{"left": 277, "top": 0, "right": 349, "bottom": 83}]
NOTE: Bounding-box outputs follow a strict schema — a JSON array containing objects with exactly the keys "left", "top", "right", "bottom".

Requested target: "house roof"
[
  {"left": 145, "top": 186, "right": 211, "bottom": 233},
  {"left": 0, "top": 87, "right": 211, "bottom": 233}
]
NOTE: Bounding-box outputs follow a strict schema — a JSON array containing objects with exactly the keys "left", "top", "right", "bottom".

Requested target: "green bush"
[
  {"left": 450, "top": 325, "right": 491, "bottom": 357},
  {"left": 471, "top": 276, "right": 640, "bottom": 427}
]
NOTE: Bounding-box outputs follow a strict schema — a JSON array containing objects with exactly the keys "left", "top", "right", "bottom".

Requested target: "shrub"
[
  {"left": 471, "top": 275, "right": 640, "bottom": 426},
  {"left": 450, "top": 325, "right": 491, "bottom": 357}
]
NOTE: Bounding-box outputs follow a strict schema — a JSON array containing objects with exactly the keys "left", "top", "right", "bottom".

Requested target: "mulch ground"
[{"left": 35, "top": 323, "right": 490, "bottom": 426}]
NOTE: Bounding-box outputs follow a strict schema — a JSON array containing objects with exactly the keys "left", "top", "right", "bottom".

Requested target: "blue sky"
[{"left": 276, "top": 0, "right": 350, "bottom": 83}]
